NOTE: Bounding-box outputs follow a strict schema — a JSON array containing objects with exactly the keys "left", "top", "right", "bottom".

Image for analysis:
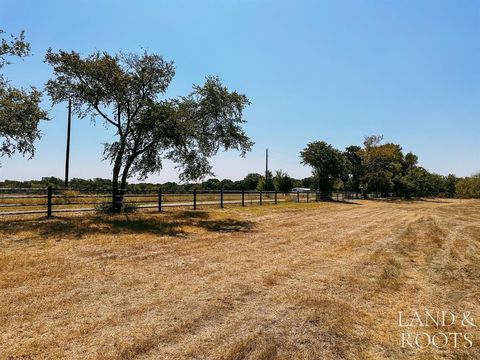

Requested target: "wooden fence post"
[
  {"left": 158, "top": 188, "right": 162, "bottom": 212},
  {"left": 297, "top": 191, "right": 300, "bottom": 203},
  {"left": 220, "top": 188, "right": 224, "bottom": 208},
  {"left": 259, "top": 191, "right": 262, "bottom": 205},
  {"left": 193, "top": 189, "right": 197, "bottom": 210},
  {"left": 274, "top": 191, "right": 277, "bottom": 205},
  {"left": 307, "top": 191, "right": 309, "bottom": 203},
  {"left": 241, "top": 189, "right": 245, "bottom": 207}
]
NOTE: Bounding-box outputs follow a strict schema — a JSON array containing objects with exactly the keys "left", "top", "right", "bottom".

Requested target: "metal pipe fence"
[{"left": 0, "top": 187, "right": 378, "bottom": 217}]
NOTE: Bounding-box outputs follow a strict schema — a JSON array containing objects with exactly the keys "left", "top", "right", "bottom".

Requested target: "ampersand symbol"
[{"left": 462, "top": 312, "right": 476, "bottom": 327}]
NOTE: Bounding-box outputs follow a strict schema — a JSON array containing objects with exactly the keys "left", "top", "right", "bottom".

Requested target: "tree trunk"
[
  {"left": 112, "top": 164, "right": 122, "bottom": 213},
  {"left": 111, "top": 141, "right": 126, "bottom": 213}
]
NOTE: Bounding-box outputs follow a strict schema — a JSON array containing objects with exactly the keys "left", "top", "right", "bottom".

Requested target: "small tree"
[
  {"left": 0, "top": 29, "right": 47, "bottom": 163},
  {"left": 242, "top": 173, "right": 262, "bottom": 190},
  {"left": 46, "top": 50, "right": 253, "bottom": 211},
  {"left": 273, "top": 170, "right": 293, "bottom": 193},
  {"left": 256, "top": 170, "right": 273, "bottom": 191},
  {"left": 300, "top": 141, "right": 344, "bottom": 192}
]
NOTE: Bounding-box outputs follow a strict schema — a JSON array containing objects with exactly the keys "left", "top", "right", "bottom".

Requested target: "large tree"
[
  {"left": 0, "top": 29, "right": 47, "bottom": 163},
  {"left": 300, "top": 141, "right": 344, "bottom": 192},
  {"left": 45, "top": 50, "right": 253, "bottom": 211},
  {"left": 343, "top": 145, "right": 363, "bottom": 194},
  {"left": 360, "top": 136, "right": 404, "bottom": 196}
]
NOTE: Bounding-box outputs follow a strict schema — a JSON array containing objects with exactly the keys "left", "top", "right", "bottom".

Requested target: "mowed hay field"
[{"left": 1, "top": 200, "right": 480, "bottom": 359}]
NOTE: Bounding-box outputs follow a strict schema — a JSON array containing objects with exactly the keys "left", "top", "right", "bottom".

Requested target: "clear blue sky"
[{"left": 1, "top": 0, "right": 479, "bottom": 182}]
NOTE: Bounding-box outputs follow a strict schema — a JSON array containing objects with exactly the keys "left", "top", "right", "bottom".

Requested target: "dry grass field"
[{"left": 1, "top": 199, "right": 480, "bottom": 359}]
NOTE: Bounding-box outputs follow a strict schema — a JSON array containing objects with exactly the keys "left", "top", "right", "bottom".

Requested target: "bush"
[
  {"left": 456, "top": 174, "right": 480, "bottom": 199},
  {"left": 95, "top": 201, "right": 139, "bottom": 214}
]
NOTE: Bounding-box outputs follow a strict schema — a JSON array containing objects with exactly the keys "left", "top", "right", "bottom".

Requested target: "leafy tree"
[
  {"left": 456, "top": 173, "right": 480, "bottom": 198},
  {"left": 45, "top": 50, "right": 253, "bottom": 211},
  {"left": 403, "top": 167, "right": 441, "bottom": 197},
  {"left": 404, "top": 152, "right": 418, "bottom": 170},
  {"left": 445, "top": 174, "right": 457, "bottom": 198},
  {"left": 300, "top": 177, "right": 315, "bottom": 189},
  {"left": 0, "top": 30, "right": 30, "bottom": 69},
  {"left": 201, "top": 178, "right": 222, "bottom": 190},
  {"left": 242, "top": 173, "right": 262, "bottom": 190},
  {"left": 343, "top": 145, "right": 363, "bottom": 195},
  {"left": 0, "top": 29, "right": 47, "bottom": 163},
  {"left": 256, "top": 170, "right": 273, "bottom": 191},
  {"left": 360, "top": 136, "right": 404, "bottom": 196},
  {"left": 272, "top": 170, "right": 293, "bottom": 193},
  {"left": 300, "top": 141, "right": 344, "bottom": 191}
]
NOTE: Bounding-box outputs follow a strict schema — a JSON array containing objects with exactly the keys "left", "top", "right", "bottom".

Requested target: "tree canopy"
[
  {"left": 300, "top": 136, "right": 457, "bottom": 198},
  {"left": 45, "top": 50, "right": 253, "bottom": 210},
  {"left": 300, "top": 141, "right": 345, "bottom": 191},
  {"left": 0, "top": 29, "right": 47, "bottom": 163}
]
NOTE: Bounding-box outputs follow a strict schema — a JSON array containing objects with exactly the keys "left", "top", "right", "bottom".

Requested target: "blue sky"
[{"left": 1, "top": 0, "right": 479, "bottom": 182}]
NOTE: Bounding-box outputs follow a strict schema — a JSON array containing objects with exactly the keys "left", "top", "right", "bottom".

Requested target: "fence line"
[{"left": 0, "top": 187, "right": 376, "bottom": 217}]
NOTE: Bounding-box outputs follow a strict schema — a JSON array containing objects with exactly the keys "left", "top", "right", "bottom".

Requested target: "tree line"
[
  {"left": 299, "top": 135, "right": 473, "bottom": 198},
  {"left": 0, "top": 28, "right": 479, "bottom": 209},
  {"left": 2, "top": 167, "right": 479, "bottom": 199}
]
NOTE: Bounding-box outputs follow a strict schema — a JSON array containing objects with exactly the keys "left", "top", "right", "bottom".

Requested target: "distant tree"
[
  {"left": 301, "top": 177, "right": 315, "bottom": 189},
  {"left": 360, "top": 136, "right": 404, "bottom": 196},
  {"left": 46, "top": 50, "right": 253, "bottom": 211},
  {"left": 343, "top": 145, "right": 363, "bottom": 195},
  {"left": 445, "top": 174, "right": 457, "bottom": 198},
  {"left": 273, "top": 170, "right": 293, "bottom": 193},
  {"left": 201, "top": 178, "right": 222, "bottom": 190},
  {"left": 41, "top": 176, "right": 63, "bottom": 188},
  {"left": 456, "top": 173, "right": 480, "bottom": 198},
  {"left": 242, "top": 173, "right": 262, "bottom": 190},
  {"left": 256, "top": 170, "right": 273, "bottom": 191},
  {"left": 403, "top": 167, "right": 440, "bottom": 197},
  {"left": 0, "top": 29, "right": 47, "bottom": 163},
  {"left": 220, "top": 179, "right": 235, "bottom": 190},
  {"left": 363, "top": 134, "right": 384, "bottom": 148},
  {"left": 404, "top": 152, "right": 418, "bottom": 170},
  {"left": 300, "top": 141, "right": 344, "bottom": 191}
]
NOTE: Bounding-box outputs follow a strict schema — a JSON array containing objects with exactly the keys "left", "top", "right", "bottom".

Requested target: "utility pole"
[
  {"left": 64, "top": 99, "right": 72, "bottom": 189},
  {"left": 265, "top": 148, "right": 269, "bottom": 191}
]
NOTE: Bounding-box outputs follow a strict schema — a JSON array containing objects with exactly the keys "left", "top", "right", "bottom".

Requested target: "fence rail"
[{"left": 0, "top": 187, "right": 377, "bottom": 217}]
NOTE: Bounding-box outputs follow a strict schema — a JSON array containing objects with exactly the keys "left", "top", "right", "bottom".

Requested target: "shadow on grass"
[
  {"left": 407, "top": 198, "right": 453, "bottom": 204},
  {"left": 333, "top": 200, "right": 363, "bottom": 205},
  {"left": 197, "top": 219, "right": 254, "bottom": 232},
  {"left": 0, "top": 210, "right": 254, "bottom": 240}
]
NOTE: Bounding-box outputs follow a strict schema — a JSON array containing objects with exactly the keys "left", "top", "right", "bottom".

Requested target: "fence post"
[
  {"left": 158, "top": 188, "right": 162, "bottom": 212},
  {"left": 297, "top": 191, "right": 300, "bottom": 203},
  {"left": 193, "top": 189, "right": 197, "bottom": 210},
  {"left": 274, "top": 191, "right": 277, "bottom": 205},
  {"left": 241, "top": 189, "right": 245, "bottom": 207},
  {"left": 336, "top": 191, "right": 339, "bottom": 201},
  {"left": 259, "top": 191, "right": 262, "bottom": 205},
  {"left": 47, "top": 186, "right": 53, "bottom": 218},
  {"left": 220, "top": 188, "right": 224, "bottom": 208},
  {"left": 307, "top": 191, "right": 309, "bottom": 203}
]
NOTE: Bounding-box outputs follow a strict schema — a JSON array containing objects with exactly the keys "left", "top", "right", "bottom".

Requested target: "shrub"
[
  {"left": 456, "top": 174, "right": 480, "bottom": 199},
  {"left": 95, "top": 201, "right": 139, "bottom": 214}
]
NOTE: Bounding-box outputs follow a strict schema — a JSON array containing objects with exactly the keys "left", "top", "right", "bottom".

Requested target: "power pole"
[
  {"left": 64, "top": 99, "right": 72, "bottom": 188},
  {"left": 265, "top": 148, "right": 269, "bottom": 191}
]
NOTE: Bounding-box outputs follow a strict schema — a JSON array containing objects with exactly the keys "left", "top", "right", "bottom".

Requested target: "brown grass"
[{"left": 1, "top": 199, "right": 480, "bottom": 359}]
